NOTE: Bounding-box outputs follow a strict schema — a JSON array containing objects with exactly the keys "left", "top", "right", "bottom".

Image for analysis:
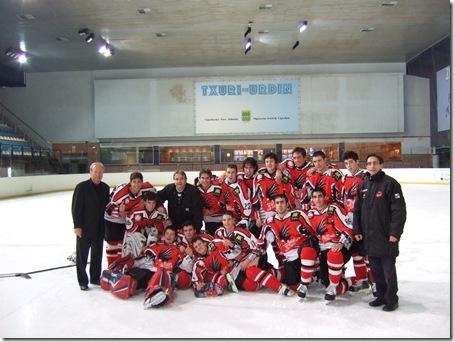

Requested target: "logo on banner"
[{"left": 241, "top": 110, "right": 251, "bottom": 122}]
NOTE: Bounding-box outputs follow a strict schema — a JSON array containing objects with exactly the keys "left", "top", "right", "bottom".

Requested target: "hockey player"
[
  {"left": 237, "top": 157, "right": 261, "bottom": 238},
  {"left": 279, "top": 147, "right": 313, "bottom": 208},
  {"left": 253, "top": 152, "right": 296, "bottom": 227},
  {"left": 307, "top": 187, "right": 353, "bottom": 301},
  {"left": 303, "top": 150, "right": 343, "bottom": 209},
  {"left": 260, "top": 194, "right": 317, "bottom": 295},
  {"left": 101, "top": 226, "right": 191, "bottom": 308},
  {"left": 237, "top": 157, "right": 258, "bottom": 194},
  {"left": 221, "top": 164, "right": 252, "bottom": 228},
  {"left": 197, "top": 169, "right": 225, "bottom": 235},
  {"left": 104, "top": 171, "right": 156, "bottom": 266},
  {"left": 342, "top": 150, "right": 374, "bottom": 293},
  {"left": 123, "top": 191, "right": 169, "bottom": 258},
  {"left": 191, "top": 236, "right": 293, "bottom": 297}
]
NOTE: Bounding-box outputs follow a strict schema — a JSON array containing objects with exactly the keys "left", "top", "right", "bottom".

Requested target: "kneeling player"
[
  {"left": 307, "top": 188, "right": 353, "bottom": 301},
  {"left": 101, "top": 226, "right": 190, "bottom": 309}
]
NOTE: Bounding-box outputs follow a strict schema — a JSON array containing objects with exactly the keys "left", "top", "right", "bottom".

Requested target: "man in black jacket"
[
  {"left": 353, "top": 154, "right": 406, "bottom": 312},
  {"left": 72, "top": 162, "right": 110, "bottom": 290},
  {"left": 158, "top": 170, "right": 203, "bottom": 232}
]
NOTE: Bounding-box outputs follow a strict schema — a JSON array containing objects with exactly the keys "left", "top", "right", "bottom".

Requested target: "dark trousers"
[
  {"left": 368, "top": 256, "right": 398, "bottom": 305},
  {"left": 76, "top": 235, "right": 104, "bottom": 287}
]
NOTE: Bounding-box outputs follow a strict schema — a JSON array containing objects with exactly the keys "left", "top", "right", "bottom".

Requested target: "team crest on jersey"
[
  {"left": 134, "top": 214, "right": 142, "bottom": 221},
  {"left": 394, "top": 193, "right": 401, "bottom": 199},
  {"left": 155, "top": 213, "right": 163, "bottom": 220},
  {"left": 213, "top": 187, "right": 222, "bottom": 196},
  {"left": 233, "top": 187, "right": 241, "bottom": 196},
  {"left": 308, "top": 211, "right": 314, "bottom": 219},
  {"left": 125, "top": 199, "right": 130, "bottom": 204},
  {"left": 282, "top": 175, "right": 290, "bottom": 183},
  {"left": 291, "top": 211, "right": 301, "bottom": 221},
  {"left": 376, "top": 191, "right": 383, "bottom": 198},
  {"left": 208, "top": 242, "right": 217, "bottom": 252}
]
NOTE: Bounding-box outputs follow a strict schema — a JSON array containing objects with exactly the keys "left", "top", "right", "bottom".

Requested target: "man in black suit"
[{"left": 72, "top": 162, "right": 110, "bottom": 290}]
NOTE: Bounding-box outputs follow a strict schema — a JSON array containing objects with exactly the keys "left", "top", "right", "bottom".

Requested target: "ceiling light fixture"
[
  {"left": 85, "top": 32, "right": 95, "bottom": 43},
  {"left": 5, "top": 48, "right": 28, "bottom": 63},
  {"left": 137, "top": 8, "right": 151, "bottom": 14},
  {"left": 244, "top": 21, "right": 253, "bottom": 37},
  {"left": 259, "top": 4, "right": 273, "bottom": 9},
  {"left": 78, "top": 28, "right": 90, "bottom": 36},
  {"left": 298, "top": 20, "right": 309, "bottom": 33},
  {"left": 381, "top": 1, "right": 398, "bottom": 6},
  {"left": 361, "top": 27, "right": 375, "bottom": 32},
  {"left": 244, "top": 38, "right": 252, "bottom": 54},
  {"left": 292, "top": 41, "right": 300, "bottom": 50},
  {"left": 98, "top": 42, "right": 114, "bottom": 57}
]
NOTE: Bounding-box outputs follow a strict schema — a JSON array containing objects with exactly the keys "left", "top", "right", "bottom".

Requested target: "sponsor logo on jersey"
[
  {"left": 376, "top": 191, "right": 383, "bottom": 198},
  {"left": 234, "top": 233, "right": 244, "bottom": 244},
  {"left": 333, "top": 170, "right": 342, "bottom": 181},
  {"left": 394, "top": 193, "right": 401, "bottom": 199},
  {"left": 291, "top": 211, "right": 300, "bottom": 221}
]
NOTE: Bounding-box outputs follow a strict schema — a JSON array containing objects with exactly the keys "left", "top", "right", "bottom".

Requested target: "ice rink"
[{"left": 0, "top": 182, "right": 450, "bottom": 338}]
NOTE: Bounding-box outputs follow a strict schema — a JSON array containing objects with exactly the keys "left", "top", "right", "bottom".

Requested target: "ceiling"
[{"left": 0, "top": 0, "right": 451, "bottom": 72}]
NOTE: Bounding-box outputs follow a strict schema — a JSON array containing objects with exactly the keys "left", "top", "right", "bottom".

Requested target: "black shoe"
[
  {"left": 90, "top": 280, "right": 100, "bottom": 286},
  {"left": 383, "top": 302, "right": 399, "bottom": 312},
  {"left": 369, "top": 298, "right": 385, "bottom": 307},
  {"left": 80, "top": 285, "right": 89, "bottom": 291}
]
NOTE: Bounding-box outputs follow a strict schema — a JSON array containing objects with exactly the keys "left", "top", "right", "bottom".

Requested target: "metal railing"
[{"left": 0, "top": 102, "right": 52, "bottom": 150}]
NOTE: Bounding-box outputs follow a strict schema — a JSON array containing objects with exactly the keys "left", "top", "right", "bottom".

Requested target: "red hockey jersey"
[
  {"left": 307, "top": 204, "right": 353, "bottom": 251},
  {"left": 105, "top": 181, "right": 156, "bottom": 223},
  {"left": 304, "top": 169, "right": 343, "bottom": 206},
  {"left": 125, "top": 204, "right": 168, "bottom": 235},
  {"left": 253, "top": 167, "right": 296, "bottom": 213},
  {"left": 260, "top": 210, "right": 315, "bottom": 262},
  {"left": 342, "top": 169, "right": 366, "bottom": 213}
]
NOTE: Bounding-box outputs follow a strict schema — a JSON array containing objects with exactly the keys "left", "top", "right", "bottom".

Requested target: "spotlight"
[
  {"left": 17, "top": 53, "right": 27, "bottom": 64},
  {"left": 4, "top": 48, "right": 28, "bottom": 63},
  {"left": 244, "top": 38, "right": 252, "bottom": 54},
  {"left": 244, "top": 21, "right": 253, "bottom": 37},
  {"left": 292, "top": 40, "right": 300, "bottom": 50},
  {"left": 98, "top": 42, "right": 113, "bottom": 57},
  {"left": 85, "top": 32, "right": 95, "bottom": 43},
  {"left": 78, "top": 28, "right": 90, "bottom": 36},
  {"left": 98, "top": 44, "right": 107, "bottom": 54},
  {"left": 298, "top": 20, "right": 308, "bottom": 32}
]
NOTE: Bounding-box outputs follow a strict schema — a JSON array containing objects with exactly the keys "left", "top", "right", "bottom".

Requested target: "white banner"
[
  {"left": 436, "top": 65, "right": 450, "bottom": 132},
  {"left": 195, "top": 79, "right": 300, "bottom": 135}
]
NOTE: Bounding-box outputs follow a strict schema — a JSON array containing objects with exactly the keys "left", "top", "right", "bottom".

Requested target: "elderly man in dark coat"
[{"left": 72, "top": 162, "right": 110, "bottom": 290}]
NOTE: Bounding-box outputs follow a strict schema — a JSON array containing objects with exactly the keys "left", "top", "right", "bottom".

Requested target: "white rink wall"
[{"left": 0, "top": 168, "right": 450, "bottom": 199}]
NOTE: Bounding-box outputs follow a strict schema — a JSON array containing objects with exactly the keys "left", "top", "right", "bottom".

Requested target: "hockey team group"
[{"left": 72, "top": 147, "right": 406, "bottom": 312}]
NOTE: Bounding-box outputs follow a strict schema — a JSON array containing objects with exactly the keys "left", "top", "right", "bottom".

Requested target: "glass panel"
[
  {"left": 160, "top": 146, "right": 213, "bottom": 163},
  {"left": 101, "top": 147, "right": 137, "bottom": 165},
  {"left": 139, "top": 147, "right": 154, "bottom": 164}
]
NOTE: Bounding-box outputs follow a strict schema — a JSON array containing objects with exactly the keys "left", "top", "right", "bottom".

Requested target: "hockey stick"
[{"left": 0, "top": 263, "right": 82, "bottom": 279}]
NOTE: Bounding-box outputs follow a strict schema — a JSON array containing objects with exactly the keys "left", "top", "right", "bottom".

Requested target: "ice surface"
[{"left": 0, "top": 183, "right": 450, "bottom": 338}]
